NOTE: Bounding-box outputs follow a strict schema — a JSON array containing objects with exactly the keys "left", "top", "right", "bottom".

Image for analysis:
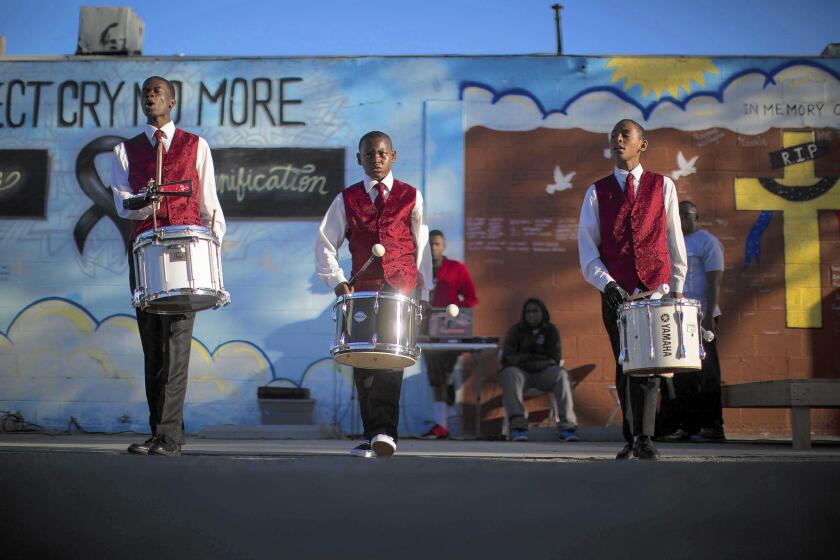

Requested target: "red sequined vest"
[
  {"left": 124, "top": 129, "right": 202, "bottom": 240},
  {"left": 596, "top": 171, "right": 671, "bottom": 293},
  {"left": 342, "top": 180, "right": 418, "bottom": 293}
]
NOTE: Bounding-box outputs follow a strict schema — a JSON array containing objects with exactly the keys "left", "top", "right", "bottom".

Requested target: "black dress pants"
[
  {"left": 658, "top": 320, "right": 723, "bottom": 435},
  {"left": 601, "top": 293, "right": 660, "bottom": 443},
  {"left": 129, "top": 245, "right": 195, "bottom": 445},
  {"left": 353, "top": 367, "right": 404, "bottom": 441},
  {"left": 698, "top": 336, "right": 724, "bottom": 430}
]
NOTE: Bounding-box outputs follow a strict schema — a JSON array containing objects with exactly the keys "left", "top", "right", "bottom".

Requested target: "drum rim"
[
  {"left": 330, "top": 342, "right": 421, "bottom": 359},
  {"left": 620, "top": 297, "right": 701, "bottom": 311},
  {"left": 133, "top": 288, "right": 230, "bottom": 308},
  {"left": 334, "top": 291, "right": 419, "bottom": 306},
  {"left": 133, "top": 225, "right": 218, "bottom": 248},
  {"left": 623, "top": 366, "right": 703, "bottom": 375}
]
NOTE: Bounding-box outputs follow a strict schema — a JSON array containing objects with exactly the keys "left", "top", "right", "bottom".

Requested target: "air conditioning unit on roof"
[{"left": 76, "top": 6, "right": 144, "bottom": 56}]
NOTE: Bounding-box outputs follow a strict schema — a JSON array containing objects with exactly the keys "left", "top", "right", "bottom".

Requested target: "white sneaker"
[
  {"left": 349, "top": 441, "right": 374, "bottom": 458},
  {"left": 371, "top": 433, "right": 396, "bottom": 458}
]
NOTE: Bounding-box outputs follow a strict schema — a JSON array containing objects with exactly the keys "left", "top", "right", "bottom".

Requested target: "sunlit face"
[
  {"left": 141, "top": 78, "right": 175, "bottom": 121},
  {"left": 357, "top": 136, "right": 396, "bottom": 181},
  {"left": 679, "top": 203, "right": 698, "bottom": 235},
  {"left": 524, "top": 302, "right": 543, "bottom": 328},
  {"left": 609, "top": 120, "right": 647, "bottom": 165},
  {"left": 430, "top": 235, "right": 446, "bottom": 261}
]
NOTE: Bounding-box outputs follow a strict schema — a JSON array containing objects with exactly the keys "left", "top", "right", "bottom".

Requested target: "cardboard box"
[{"left": 428, "top": 308, "right": 473, "bottom": 338}]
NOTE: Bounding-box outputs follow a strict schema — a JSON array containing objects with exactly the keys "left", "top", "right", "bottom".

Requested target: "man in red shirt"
[{"left": 421, "top": 230, "right": 478, "bottom": 439}]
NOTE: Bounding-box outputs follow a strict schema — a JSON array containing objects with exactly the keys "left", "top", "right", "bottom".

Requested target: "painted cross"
[{"left": 735, "top": 131, "right": 840, "bottom": 328}]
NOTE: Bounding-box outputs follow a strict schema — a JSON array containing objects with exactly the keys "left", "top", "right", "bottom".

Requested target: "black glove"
[
  {"left": 122, "top": 191, "right": 158, "bottom": 211},
  {"left": 604, "top": 281, "right": 629, "bottom": 310}
]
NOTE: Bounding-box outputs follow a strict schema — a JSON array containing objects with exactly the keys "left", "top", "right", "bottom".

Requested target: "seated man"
[{"left": 499, "top": 298, "right": 578, "bottom": 442}]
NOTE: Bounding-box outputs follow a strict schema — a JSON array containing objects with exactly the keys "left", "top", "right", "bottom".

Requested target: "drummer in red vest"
[
  {"left": 315, "top": 131, "right": 432, "bottom": 459},
  {"left": 577, "top": 118, "right": 687, "bottom": 461},
  {"left": 110, "top": 76, "right": 226, "bottom": 457},
  {"left": 421, "top": 229, "right": 478, "bottom": 439}
]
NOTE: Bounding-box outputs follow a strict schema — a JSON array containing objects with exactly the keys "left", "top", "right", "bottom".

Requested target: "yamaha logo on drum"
[
  {"left": 353, "top": 311, "right": 367, "bottom": 323},
  {"left": 660, "top": 313, "right": 673, "bottom": 357}
]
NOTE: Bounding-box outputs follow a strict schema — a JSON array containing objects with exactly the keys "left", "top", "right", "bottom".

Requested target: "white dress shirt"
[
  {"left": 578, "top": 164, "right": 687, "bottom": 293},
  {"left": 110, "top": 121, "right": 226, "bottom": 240},
  {"left": 315, "top": 171, "right": 432, "bottom": 301}
]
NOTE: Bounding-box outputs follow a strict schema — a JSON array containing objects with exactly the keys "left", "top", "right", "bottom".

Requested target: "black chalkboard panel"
[
  {"left": 0, "top": 150, "right": 50, "bottom": 219},
  {"left": 213, "top": 148, "right": 345, "bottom": 219}
]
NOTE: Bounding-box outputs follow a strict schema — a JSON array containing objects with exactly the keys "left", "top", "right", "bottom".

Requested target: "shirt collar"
[
  {"left": 363, "top": 172, "right": 394, "bottom": 193},
  {"left": 613, "top": 164, "right": 643, "bottom": 189},
  {"left": 144, "top": 121, "right": 176, "bottom": 148}
]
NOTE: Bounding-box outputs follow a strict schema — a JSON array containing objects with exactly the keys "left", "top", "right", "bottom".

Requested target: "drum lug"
[
  {"left": 374, "top": 293, "right": 380, "bottom": 314},
  {"left": 618, "top": 313, "right": 628, "bottom": 363},
  {"left": 674, "top": 307, "right": 686, "bottom": 359},
  {"left": 646, "top": 304, "right": 656, "bottom": 362},
  {"left": 370, "top": 333, "right": 378, "bottom": 345},
  {"left": 339, "top": 333, "right": 346, "bottom": 345}
]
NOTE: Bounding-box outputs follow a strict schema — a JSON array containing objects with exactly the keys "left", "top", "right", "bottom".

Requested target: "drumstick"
[
  {"left": 346, "top": 244, "right": 385, "bottom": 287},
  {"left": 446, "top": 304, "right": 459, "bottom": 318},
  {"left": 628, "top": 283, "right": 670, "bottom": 301}
]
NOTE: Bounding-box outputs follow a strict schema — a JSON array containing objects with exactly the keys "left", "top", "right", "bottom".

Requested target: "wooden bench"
[{"left": 721, "top": 379, "right": 840, "bottom": 450}]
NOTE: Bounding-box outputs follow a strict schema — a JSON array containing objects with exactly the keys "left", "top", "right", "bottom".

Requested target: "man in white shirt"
[
  {"left": 660, "top": 201, "right": 725, "bottom": 442},
  {"left": 315, "top": 131, "right": 432, "bottom": 458},
  {"left": 111, "top": 76, "right": 226, "bottom": 457},
  {"left": 578, "top": 118, "right": 687, "bottom": 460}
]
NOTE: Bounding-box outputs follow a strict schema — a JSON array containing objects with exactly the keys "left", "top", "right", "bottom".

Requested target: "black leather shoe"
[
  {"left": 149, "top": 439, "right": 182, "bottom": 456},
  {"left": 615, "top": 443, "right": 634, "bottom": 460},
  {"left": 633, "top": 437, "right": 661, "bottom": 460},
  {"left": 127, "top": 437, "right": 155, "bottom": 455}
]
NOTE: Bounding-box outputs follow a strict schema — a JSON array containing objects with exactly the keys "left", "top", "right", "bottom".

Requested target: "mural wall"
[{"left": 1, "top": 55, "right": 838, "bottom": 437}]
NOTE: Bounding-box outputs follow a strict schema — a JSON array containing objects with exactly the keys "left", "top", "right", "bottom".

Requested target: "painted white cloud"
[
  {"left": 0, "top": 299, "right": 272, "bottom": 429},
  {"left": 464, "top": 64, "right": 840, "bottom": 134}
]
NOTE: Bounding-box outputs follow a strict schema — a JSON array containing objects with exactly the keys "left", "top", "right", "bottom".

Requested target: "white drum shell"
[
  {"left": 132, "top": 225, "right": 230, "bottom": 314},
  {"left": 618, "top": 298, "right": 702, "bottom": 376}
]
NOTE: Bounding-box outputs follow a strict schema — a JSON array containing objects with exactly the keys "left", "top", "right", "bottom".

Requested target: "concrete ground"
[{"left": 2, "top": 432, "right": 839, "bottom": 559}]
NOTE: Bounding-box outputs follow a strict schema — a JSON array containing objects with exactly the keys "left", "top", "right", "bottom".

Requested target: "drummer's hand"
[
  {"left": 604, "top": 281, "right": 629, "bottom": 310},
  {"left": 673, "top": 291, "right": 683, "bottom": 299},
  {"left": 122, "top": 192, "right": 157, "bottom": 211},
  {"left": 334, "top": 282, "right": 352, "bottom": 297}
]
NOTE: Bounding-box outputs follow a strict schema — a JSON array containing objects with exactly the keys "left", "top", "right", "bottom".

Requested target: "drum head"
[
  {"left": 143, "top": 293, "right": 219, "bottom": 314},
  {"left": 333, "top": 351, "right": 416, "bottom": 369}
]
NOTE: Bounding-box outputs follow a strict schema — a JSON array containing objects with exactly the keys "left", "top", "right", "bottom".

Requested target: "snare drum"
[
  {"left": 132, "top": 225, "right": 230, "bottom": 315},
  {"left": 617, "top": 298, "right": 703, "bottom": 376},
  {"left": 331, "top": 291, "right": 421, "bottom": 369}
]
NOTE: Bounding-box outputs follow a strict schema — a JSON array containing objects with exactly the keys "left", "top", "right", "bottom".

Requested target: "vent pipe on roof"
[{"left": 552, "top": 4, "right": 564, "bottom": 55}]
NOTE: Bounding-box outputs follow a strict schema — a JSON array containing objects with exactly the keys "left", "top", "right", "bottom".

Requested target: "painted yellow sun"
[{"left": 606, "top": 57, "right": 719, "bottom": 99}]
